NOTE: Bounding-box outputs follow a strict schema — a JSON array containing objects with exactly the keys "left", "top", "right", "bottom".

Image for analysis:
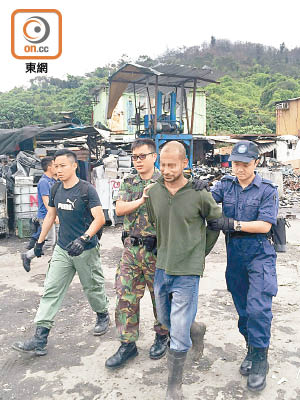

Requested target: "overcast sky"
[{"left": 1, "top": 0, "right": 299, "bottom": 92}]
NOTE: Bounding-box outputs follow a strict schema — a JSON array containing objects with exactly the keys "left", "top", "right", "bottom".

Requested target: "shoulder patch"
[
  {"left": 221, "top": 175, "right": 235, "bottom": 182},
  {"left": 261, "top": 178, "right": 277, "bottom": 188}
]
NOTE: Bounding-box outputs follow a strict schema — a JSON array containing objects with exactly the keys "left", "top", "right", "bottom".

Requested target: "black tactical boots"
[
  {"left": 105, "top": 342, "right": 138, "bottom": 369},
  {"left": 240, "top": 336, "right": 252, "bottom": 376},
  {"left": 12, "top": 327, "right": 50, "bottom": 356},
  {"left": 247, "top": 347, "right": 269, "bottom": 392},
  {"left": 240, "top": 345, "right": 253, "bottom": 376},
  {"left": 149, "top": 333, "right": 168, "bottom": 359},
  {"left": 93, "top": 311, "right": 110, "bottom": 336}
]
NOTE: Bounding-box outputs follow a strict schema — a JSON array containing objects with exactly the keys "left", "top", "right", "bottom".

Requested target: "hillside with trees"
[{"left": 2, "top": 38, "right": 300, "bottom": 135}]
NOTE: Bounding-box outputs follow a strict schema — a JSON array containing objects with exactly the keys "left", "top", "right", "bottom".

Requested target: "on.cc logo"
[
  {"left": 23, "top": 16, "right": 50, "bottom": 44},
  {"left": 11, "top": 9, "right": 62, "bottom": 60}
]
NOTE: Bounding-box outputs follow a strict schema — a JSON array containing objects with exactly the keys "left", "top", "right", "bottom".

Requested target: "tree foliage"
[{"left": 0, "top": 75, "right": 105, "bottom": 128}]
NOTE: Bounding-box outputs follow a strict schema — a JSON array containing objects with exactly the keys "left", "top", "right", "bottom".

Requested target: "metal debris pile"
[
  {"left": 283, "top": 175, "right": 300, "bottom": 191},
  {"left": 281, "top": 173, "right": 300, "bottom": 208},
  {"left": 192, "top": 165, "right": 231, "bottom": 182},
  {"left": 192, "top": 162, "right": 300, "bottom": 210},
  {"left": 0, "top": 152, "right": 43, "bottom": 196},
  {"left": 263, "top": 163, "right": 300, "bottom": 208}
]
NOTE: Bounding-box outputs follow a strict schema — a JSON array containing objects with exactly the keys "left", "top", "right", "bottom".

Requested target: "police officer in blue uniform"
[{"left": 207, "top": 141, "right": 278, "bottom": 392}]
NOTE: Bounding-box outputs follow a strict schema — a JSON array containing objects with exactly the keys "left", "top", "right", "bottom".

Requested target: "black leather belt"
[
  {"left": 228, "top": 231, "right": 266, "bottom": 238},
  {"left": 122, "top": 231, "right": 157, "bottom": 252}
]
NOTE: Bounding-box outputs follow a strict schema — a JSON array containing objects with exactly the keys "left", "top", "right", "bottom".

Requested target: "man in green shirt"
[{"left": 146, "top": 141, "right": 222, "bottom": 400}]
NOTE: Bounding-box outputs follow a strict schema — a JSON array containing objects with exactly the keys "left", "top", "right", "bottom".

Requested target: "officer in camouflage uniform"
[{"left": 105, "top": 138, "right": 169, "bottom": 369}]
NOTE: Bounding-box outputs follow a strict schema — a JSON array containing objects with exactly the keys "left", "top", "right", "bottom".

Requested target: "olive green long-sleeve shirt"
[{"left": 146, "top": 177, "right": 222, "bottom": 276}]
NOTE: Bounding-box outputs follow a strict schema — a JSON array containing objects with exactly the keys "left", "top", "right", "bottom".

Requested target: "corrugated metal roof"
[
  {"left": 107, "top": 63, "right": 219, "bottom": 118},
  {"left": 109, "top": 63, "right": 219, "bottom": 88},
  {"left": 193, "top": 136, "right": 278, "bottom": 156},
  {"left": 274, "top": 97, "right": 300, "bottom": 104},
  {"left": 257, "top": 142, "right": 277, "bottom": 154}
]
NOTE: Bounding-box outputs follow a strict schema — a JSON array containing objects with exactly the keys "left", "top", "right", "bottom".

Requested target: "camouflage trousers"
[{"left": 115, "top": 238, "right": 168, "bottom": 343}]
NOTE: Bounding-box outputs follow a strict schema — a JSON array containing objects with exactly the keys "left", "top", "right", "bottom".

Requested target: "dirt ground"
[{"left": 0, "top": 225, "right": 300, "bottom": 400}]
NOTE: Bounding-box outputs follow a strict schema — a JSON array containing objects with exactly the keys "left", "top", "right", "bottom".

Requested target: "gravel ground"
[{"left": 0, "top": 225, "right": 299, "bottom": 400}]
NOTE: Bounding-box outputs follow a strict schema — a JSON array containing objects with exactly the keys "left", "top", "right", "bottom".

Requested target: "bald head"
[
  {"left": 160, "top": 141, "right": 186, "bottom": 160},
  {"left": 160, "top": 141, "right": 188, "bottom": 184}
]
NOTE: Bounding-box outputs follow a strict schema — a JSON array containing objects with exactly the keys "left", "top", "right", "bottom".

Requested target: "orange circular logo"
[{"left": 23, "top": 16, "right": 50, "bottom": 44}]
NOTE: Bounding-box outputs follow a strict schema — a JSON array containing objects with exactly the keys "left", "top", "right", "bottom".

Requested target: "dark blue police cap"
[{"left": 229, "top": 140, "right": 259, "bottom": 162}]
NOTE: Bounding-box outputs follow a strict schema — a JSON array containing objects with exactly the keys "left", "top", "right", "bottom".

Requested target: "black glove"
[
  {"left": 192, "top": 179, "right": 210, "bottom": 192},
  {"left": 66, "top": 237, "right": 87, "bottom": 257},
  {"left": 207, "top": 217, "right": 235, "bottom": 232},
  {"left": 34, "top": 241, "right": 45, "bottom": 257}
]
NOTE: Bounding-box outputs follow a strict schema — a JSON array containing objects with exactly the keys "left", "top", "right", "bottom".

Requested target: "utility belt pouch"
[
  {"left": 271, "top": 217, "right": 289, "bottom": 253},
  {"left": 143, "top": 236, "right": 157, "bottom": 252},
  {"left": 121, "top": 231, "right": 129, "bottom": 245},
  {"left": 126, "top": 235, "right": 157, "bottom": 252},
  {"left": 130, "top": 236, "right": 139, "bottom": 246}
]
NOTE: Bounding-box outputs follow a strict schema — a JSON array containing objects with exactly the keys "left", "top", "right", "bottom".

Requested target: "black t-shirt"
[{"left": 48, "top": 180, "right": 101, "bottom": 250}]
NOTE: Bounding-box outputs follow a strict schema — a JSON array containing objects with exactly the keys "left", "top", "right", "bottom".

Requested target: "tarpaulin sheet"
[
  {"left": 0, "top": 124, "right": 70, "bottom": 154},
  {"left": 0, "top": 123, "right": 99, "bottom": 154}
]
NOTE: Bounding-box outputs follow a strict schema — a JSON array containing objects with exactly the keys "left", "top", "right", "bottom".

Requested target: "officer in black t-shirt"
[{"left": 12, "top": 149, "right": 109, "bottom": 356}]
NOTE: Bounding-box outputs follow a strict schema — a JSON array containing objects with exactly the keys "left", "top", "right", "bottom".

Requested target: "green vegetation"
[
  {"left": 2, "top": 39, "right": 300, "bottom": 134},
  {"left": 157, "top": 39, "right": 300, "bottom": 134},
  {"left": 0, "top": 75, "right": 106, "bottom": 128}
]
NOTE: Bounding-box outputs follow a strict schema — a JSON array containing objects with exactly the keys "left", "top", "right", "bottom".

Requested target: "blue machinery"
[
  {"left": 141, "top": 90, "right": 193, "bottom": 168},
  {"left": 107, "top": 64, "right": 219, "bottom": 169}
]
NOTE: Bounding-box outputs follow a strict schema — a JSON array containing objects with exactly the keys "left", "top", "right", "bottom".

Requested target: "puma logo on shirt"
[
  {"left": 58, "top": 198, "right": 77, "bottom": 211},
  {"left": 66, "top": 199, "right": 77, "bottom": 208}
]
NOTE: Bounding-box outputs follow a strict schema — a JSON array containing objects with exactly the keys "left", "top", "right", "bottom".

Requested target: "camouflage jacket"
[{"left": 117, "top": 168, "right": 160, "bottom": 237}]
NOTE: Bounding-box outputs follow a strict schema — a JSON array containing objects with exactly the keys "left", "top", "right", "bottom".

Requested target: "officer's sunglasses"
[{"left": 131, "top": 152, "right": 154, "bottom": 161}]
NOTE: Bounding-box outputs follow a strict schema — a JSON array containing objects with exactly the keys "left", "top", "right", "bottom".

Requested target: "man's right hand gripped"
[
  {"left": 207, "top": 216, "right": 235, "bottom": 232},
  {"left": 141, "top": 183, "right": 155, "bottom": 203},
  {"left": 192, "top": 179, "right": 210, "bottom": 192}
]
